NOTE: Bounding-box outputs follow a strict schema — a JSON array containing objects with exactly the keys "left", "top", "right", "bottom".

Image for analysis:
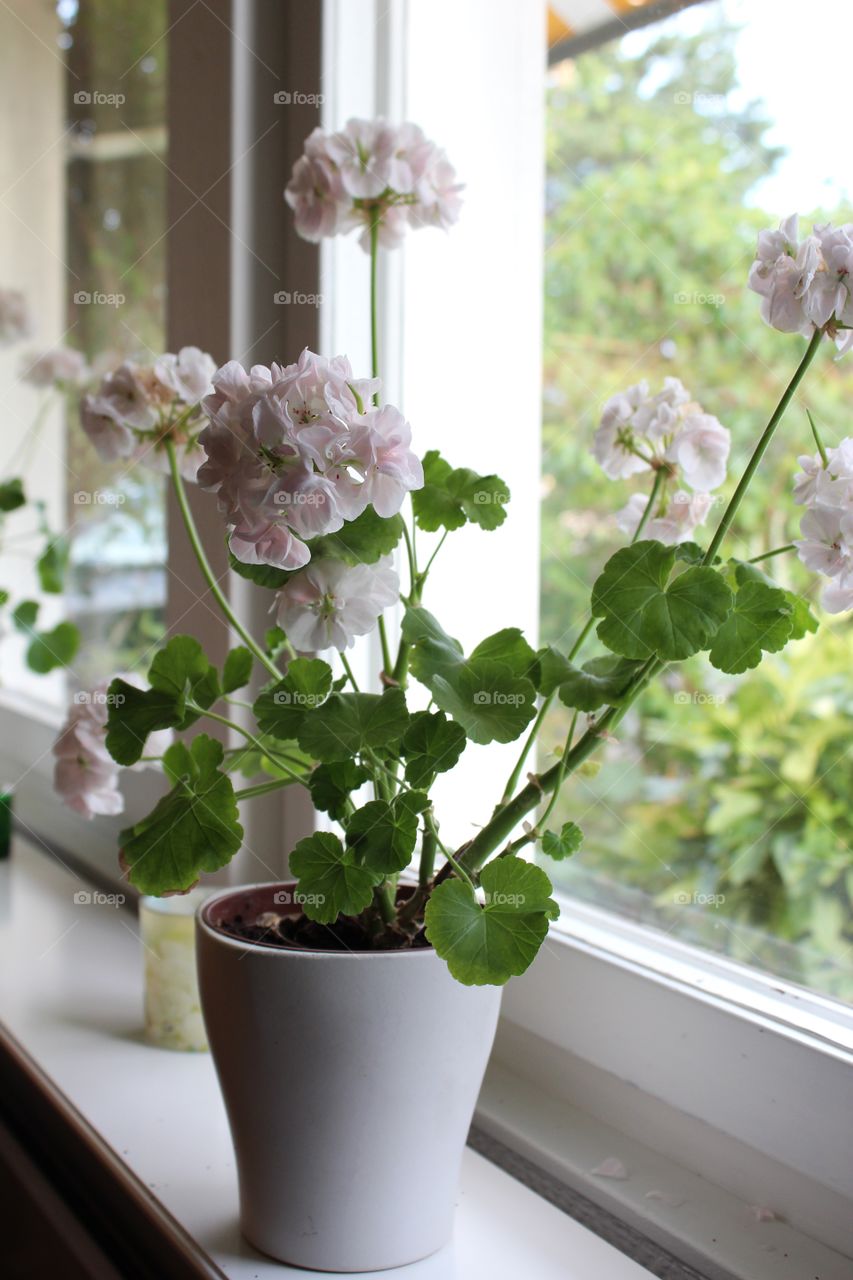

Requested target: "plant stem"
[
  {"left": 401, "top": 520, "right": 418, "bottom": 600},
  {"left": 425, "top": 808, "right": 476, "bottom": 892},
  {"left": 166, "top": 440, "right": 281, "bottom": 681},
  {"left": 457, "top": 332, "right": 826, "bottom": 878},
  {"left": 235, "top": 777, "right": 300, "bottom": 801},
  {"left": 375, "top": 881, "right": 396, "bottom": 925},
  {"left": 703, "top": 329, "right": 823, "bottom": 565},
  {"left": 536, "top": 710, "right": 578, "bottom": 834},
  {"left": 807, "top": 408, "right": 828, "bottom": 467},
  {"left": 633, "top": 468, "right": 666, "bottom": 540},
  {"left": 369, "top": 215, "right": 380, "bottom": 402},
  {"left": 378, "top": 616, "right": 393, "bottom": 678},
  {"left": 340, "top": 653, "right": 360, "bottom": 691},
  {"left": 192, "top": 704, "right": 306, "bottom": 786},
  {"left": 419, "top": 816, "right": 437, "bottom": 886},
  {"left": 498, "top": 614, "right": 595, "bottom": 805},
  {"left": 748, "top": 544, "right": 796, "bottom": 564},
  {"left": 422, "top": 530, "right": 448, "bottom": 580}
]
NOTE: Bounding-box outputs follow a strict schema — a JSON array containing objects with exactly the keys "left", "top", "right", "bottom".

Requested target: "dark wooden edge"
[{"left": 0, "top": 1022, "right": 227, "bottom": 1280}]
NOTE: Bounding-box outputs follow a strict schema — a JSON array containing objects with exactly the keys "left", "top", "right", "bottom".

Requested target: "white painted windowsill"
[{"left": 0, "top": 838, "right": 654, "bottom": 1280}]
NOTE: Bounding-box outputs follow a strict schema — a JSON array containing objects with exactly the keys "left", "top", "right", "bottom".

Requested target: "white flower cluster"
[
  {"left": 198, "top": 348, "right": 422, "bottom": 572},
  {"left": 793, "top": 438, "right": 853, "bottom": 613},
  {"left": 592, "top": 377, "right": 731, "bottom": 545},
  {"left": 748, "top": 215, "right": 853, "bottom": 354},
  {"left": 80, "top": 346, "right": 216, "bottom": 480},
  {"left": 285, "top": 118, "right": 462, "bottom": 251}
]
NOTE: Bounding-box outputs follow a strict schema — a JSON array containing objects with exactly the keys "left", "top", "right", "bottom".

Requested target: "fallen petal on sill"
[
  {"left": 592, "top": 1157, "right": 628, "bottom": 1179},
  {"left": 645, "top": 1189, "right": 685, "bottom": 1208},
  {"left": 749, "top": 1204, "right": 783, "bottom": 1222}
]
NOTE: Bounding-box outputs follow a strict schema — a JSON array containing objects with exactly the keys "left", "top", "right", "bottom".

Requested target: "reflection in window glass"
[
  {"left": 0, "top": 1, "right": 168, "bottom": 699},
  {"left": 539, "top": 0, "right": 853, "bottom": 1000},
  {"left": 64, "top": 0, "right": 169, "bottom": 687}
]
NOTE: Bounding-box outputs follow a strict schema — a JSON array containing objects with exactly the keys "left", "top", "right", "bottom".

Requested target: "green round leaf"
[
  {"left": 425, "top": 857, "right": 559, "bottom": 986},
  {"left": 592, "top": 540, "right": 732, "bottom": 661}
]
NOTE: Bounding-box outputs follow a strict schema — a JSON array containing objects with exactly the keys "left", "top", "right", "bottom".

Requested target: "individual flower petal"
[
  {"left": 154, "top": 346, "right": 217, "bottom": 404},
  {"left": 667, "top": 413, "right": 730, "bottom": 492},
  {"left": 350, "top": 404, "right": 424, "bottom": 517},
  {"left": 229, "top": 520, "right": 311, "bottom": 571},
  {"left": 795, "top": 505, "right": 850, "bottom": 578},
  {"left": 275, "top": 556, "right": 399, "bottom": 651}
]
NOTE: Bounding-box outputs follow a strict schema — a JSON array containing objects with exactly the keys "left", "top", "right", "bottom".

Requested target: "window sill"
[
  {"left": 0, "top": 836, "right": 654, "bottom": 1279},
  {"left": 476, "top": 1055, "right": 853, "bottom": 1280}
]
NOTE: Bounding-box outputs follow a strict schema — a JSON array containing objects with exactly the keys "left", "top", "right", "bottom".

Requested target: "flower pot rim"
[{"left": 197, "top": 881, "right": 435, "bottom": 960}]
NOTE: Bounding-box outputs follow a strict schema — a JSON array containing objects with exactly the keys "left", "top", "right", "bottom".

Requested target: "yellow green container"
[{"left": 139, "top": 889, "right": 210, "bottom": 1052}]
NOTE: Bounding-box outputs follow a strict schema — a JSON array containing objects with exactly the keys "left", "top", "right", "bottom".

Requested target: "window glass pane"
[
  {"left": 540, "top": 0, "right": 853, "bottom": 1001},
  {"left": 0, "top": 0, "right": 168, "bottom": 702}
]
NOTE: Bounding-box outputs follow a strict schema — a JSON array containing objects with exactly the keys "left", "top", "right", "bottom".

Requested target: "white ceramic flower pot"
[{"left": 196, "top": 883, "right": 501, "bottom": 1272}]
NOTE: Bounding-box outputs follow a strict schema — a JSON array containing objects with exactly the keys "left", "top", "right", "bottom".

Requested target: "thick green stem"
[
  {"left": 166, "top": 440, "right": 281, "bottom": 681},
  {"left": 378, "top": 616, "right": 393, "bottom": 678},
  {"left": 703, "top": 329, "right": 823, "bottom": 565},
  {"left": 375, "top": 881, "right": 396, "bottom": 925},
  {"left": 458, "top": 332, "right": 826, "bottom": 878},
  {"left": 499, "top": 614, "right": 595, "bottom": 804},
  {"left": 459, "top": 660, "right": 661, "bottom": 875},
  {"left": 419, "top": 817, "right": 438, "bottom": 886}
]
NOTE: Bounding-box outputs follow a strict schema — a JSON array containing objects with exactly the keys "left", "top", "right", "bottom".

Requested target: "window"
[
  {"left": 539, "top": 0, "right": 853, "bottom": 1003},
  {"left": 64, "top": 0, "right": 169, "bottom": 688},
  {"left": 0, "top": 1, "right": 170, "bottom": 704}
]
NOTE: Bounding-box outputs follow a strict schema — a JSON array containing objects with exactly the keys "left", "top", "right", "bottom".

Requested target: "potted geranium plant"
[{"left": 54, "top": 118, "right": 853, "bottom": 1269}]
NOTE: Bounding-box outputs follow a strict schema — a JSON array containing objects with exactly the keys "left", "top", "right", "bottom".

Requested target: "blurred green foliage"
[{"left": 539, "top": 13, "right": 853, "bottom": 997}]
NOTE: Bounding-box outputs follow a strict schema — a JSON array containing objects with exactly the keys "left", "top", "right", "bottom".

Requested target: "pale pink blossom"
[
  {"left": 79, "top": 398, "right": 137, "bottom": 460},
  {"left": 154, "top": 346, "right": 216, "bottom": 404},
  {"left": 285, "top": 118, "right": 462, "bottom": 253},
  {"left": 749, "top": 215, "right": 853, "bottom": 350},
  {"left": 593, "top": 383, "right": 653, "bottom": 480},
  {"left": 821, "top": 573, "right": 853, "bottom": 614},
  {"left": 21, "top": 346, "right": 90, "bottom": 389},
  {"left": 80, "top": 348, "right": 217, "bottom": 477},
  {"left": 276, "top": 557, "right": 399, "bottom": 651},
  {"left": 616, "top": 490, "right": 712, "bottom": 545},
  {"left": 325, "top": 118, "right": 399, "bottom": 199},
  {"left": 794, "top": 506, "right": 852, "bottom": 578},
  {"left": 230, "top": 521, "right": 311, "bottom": 571},
  {"left": 350, "top": 405, "right": 424, "bottom": 517},
  {"left": 199, "top": 350, "right": 422, "bottom": 569},
  {"left": 53, "top": 688, "right": 123, "bottom": 819},
  {"left": 0, "top": 287, "right": 31, "bottom": 345},
  {"left": 793, "top": 439, "right": 853, "bottom": 509},
  {"left": 667, "top": 413, "right": 731, "bottom": 492}
]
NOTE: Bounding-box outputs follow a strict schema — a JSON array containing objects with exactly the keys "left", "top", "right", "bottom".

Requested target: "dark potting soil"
[{"left": 220, "top": 910, "right": 431, "bottom": 953}]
